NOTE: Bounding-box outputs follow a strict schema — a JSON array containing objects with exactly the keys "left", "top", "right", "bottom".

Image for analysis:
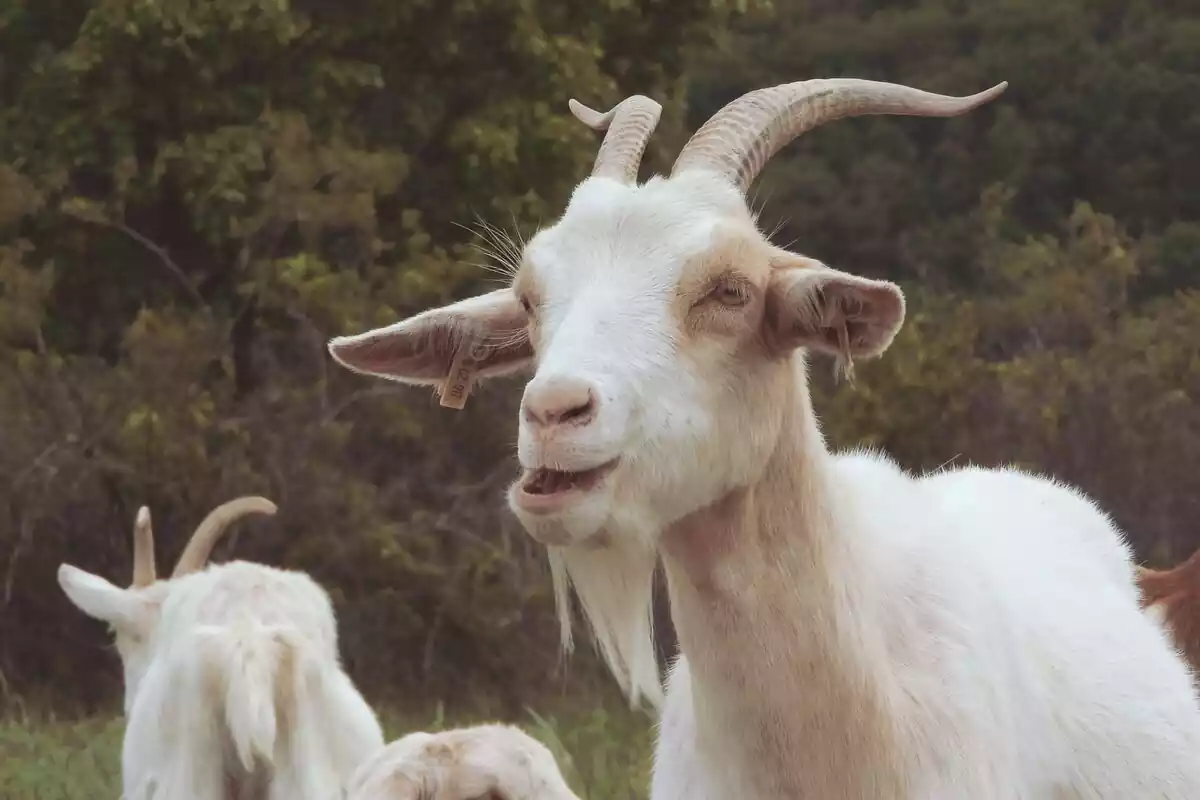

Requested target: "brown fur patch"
[
  {"left": 677, "top": 222, "right": 774, "bottom": 299},
  {"left": 675, "top": 223, "right": 781, "bottom": 353},
  {"left": 1138, "top": 548, "right": 1200, "bottom": 676}
]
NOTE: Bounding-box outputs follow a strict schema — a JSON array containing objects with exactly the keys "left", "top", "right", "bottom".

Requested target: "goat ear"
[
  {"left": 764, "top": 251, "right": 905, "bottom": 360},
  {"left": 328, "top": 288, "right": 533, "bottom": 389},
  {"left": 57, "top": 565, "right": 144, "bottom": 628}
]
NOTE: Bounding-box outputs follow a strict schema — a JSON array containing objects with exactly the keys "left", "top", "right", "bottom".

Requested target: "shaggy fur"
[{"left": 58, "top": 513, "right": 383, "bottom": 799}]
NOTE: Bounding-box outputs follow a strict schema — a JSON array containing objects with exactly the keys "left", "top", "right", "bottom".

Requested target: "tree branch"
[
  {"left": 108, "top": 218, "right": 207, "bottom": 307},
  {"left": 64, "top": 206, "right": 207, "bottom": 307}
]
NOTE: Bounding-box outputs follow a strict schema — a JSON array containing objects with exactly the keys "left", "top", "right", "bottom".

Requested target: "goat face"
[
  {"left": 329, "top": 83, "right": 1004, "bottom": 548},
  {"left": 497, "top": 176, "right": 866, "bottom": 546},
  {"left": 330, "top": 151, "right": 901, "bottom": 548}
]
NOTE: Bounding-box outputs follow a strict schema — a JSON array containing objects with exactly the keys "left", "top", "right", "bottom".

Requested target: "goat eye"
[{"left": 708, "top": 281, "right": 749, "bottom": 308}]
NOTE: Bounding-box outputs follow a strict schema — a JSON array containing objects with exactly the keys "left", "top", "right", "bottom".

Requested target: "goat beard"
[{"left": 547, "top": 523, "right": 663, "bottom": 710}]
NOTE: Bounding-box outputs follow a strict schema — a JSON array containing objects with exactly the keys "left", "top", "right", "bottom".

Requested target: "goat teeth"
[
  {"left": 523, "top": 468, "right": 588, "bottom": 495},
  {"left": 549, "top": 471, "right": 572, "bottom": 493}
]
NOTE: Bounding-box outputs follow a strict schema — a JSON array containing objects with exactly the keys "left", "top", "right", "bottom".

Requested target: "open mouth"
[{"left": 516, "top": 458, "right": 620, "bottom": 509}]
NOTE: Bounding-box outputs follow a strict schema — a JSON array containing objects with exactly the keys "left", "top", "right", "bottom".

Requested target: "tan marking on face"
[
  {"left": 767, "top": 249, "right": 825, "bottom": 273},
  {"left": 511, "top": 260, "right": 540, "bottom": 309},
  {"left": 677, "top": 223, "right": 773, "bottom": 342},
  {"left": 507, "top": 267, "right": 540, "bottom": 350}
]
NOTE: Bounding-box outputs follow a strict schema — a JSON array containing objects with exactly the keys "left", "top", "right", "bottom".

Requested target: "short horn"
[
  {"left": 671, "top": 78, "right": 1008, "bottom": 193},
  {"left": 569, "top": 94, "right": 663, "bottom": 185},
  {"left": 171, "top": 496, "right": 277, "bottom": 578},
  {"left": 131, "top": 506, "right": 156, "bottom": 588}
]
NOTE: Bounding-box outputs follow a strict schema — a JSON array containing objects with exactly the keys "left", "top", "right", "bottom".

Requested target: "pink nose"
[{"left": 522, "top": 376, "right": 598, "bottom": 429}]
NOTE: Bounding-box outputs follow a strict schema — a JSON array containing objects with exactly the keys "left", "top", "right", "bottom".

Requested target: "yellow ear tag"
[{"left": 438, "top": 343, "right": 479, "bottom": 410}]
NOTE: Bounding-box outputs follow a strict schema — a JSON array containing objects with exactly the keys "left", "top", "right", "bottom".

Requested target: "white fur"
[
  {"left": 58, "top": 560, "right": 383, "bottom": 799},
  {"left": 328, "top": 118, "right": 1200, "bottom": 797},
  {"left": 651, "top": 453, "right": 1200, "bottom": 798},
  {"left": 346, "top": 723, "right": 580, "bottom": 800}
]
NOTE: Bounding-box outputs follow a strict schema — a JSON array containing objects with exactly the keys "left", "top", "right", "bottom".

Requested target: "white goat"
[
  {"left": 346, "top": 723, "right": 580, "bottom": 800},
  {"left": 327, "top": 78, "right": 1200, "bottom": 797},
  {"left": 57, "top": 497, "right": 384, "bottom": 800}
]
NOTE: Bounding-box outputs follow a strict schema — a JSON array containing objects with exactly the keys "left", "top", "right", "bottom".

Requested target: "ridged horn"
[
  {"left": 671, "top": 78, "right": 1008, "bottom": 193},
  {"left": 171, "top": 496, "right": 277, "bottom": 578},
  {"left": 131, "top": 506, "right": 156, "bottom": 588},
  {"left": 569, "top": 94, "right": 663, "bottom": 185}
]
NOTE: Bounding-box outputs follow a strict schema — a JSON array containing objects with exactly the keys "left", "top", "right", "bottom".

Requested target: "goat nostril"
[
  {"left": 559, "top": 394, "right": 595, "bottom": 424},
  {"left": 524, "top": 382, "right": 599, "bottom": 428}
]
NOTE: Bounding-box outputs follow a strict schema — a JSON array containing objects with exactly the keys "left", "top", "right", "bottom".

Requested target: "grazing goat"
[
  {"left": 346, "top": 723, "right": 580, "bottom": 800},
  {"left": 57, "top": 497, "right": 384, "bottom": 800},
  {"left": 328, "top": 77, "right": 1200, "bottom": 797},
  {"left": 1139, "top": 549, "right": 1200, "bottom": 676}
]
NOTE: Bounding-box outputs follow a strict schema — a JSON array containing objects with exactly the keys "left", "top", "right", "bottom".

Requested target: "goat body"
[
  {"left": 58, "top": 500, "right": 384, "bottom": 800},
  {"left": 122, "top": 562, "right": 383, "bottom": 800},
  {"left": 652, "top": 443, "right": 1200, "bottom": 798},
  {"left": 328, "top": 79, "right": 1200, "bottom": 797}
]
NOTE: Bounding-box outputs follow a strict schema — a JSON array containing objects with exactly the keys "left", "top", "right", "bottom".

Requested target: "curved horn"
[
  {"left": 171, "top": 496, "right": 278, "bottom": 578},
  {"left": 569, "top": 94, "right": 663, "bottom": 185},
  {"left": 671, "top": 78, "right": 1008, "bottom": 193},
  {"left": 131, "top": 506, "right": 156, "bottom": 588}
]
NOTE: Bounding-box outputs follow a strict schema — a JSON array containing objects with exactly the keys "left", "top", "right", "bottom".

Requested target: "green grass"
[{"left": 0, "top": 702, "right": 652, "bottom": 799}]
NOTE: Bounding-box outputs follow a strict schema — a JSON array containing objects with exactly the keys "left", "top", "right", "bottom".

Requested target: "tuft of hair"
[
  {"left": 548, "top": 533, "right": 663, "bottom": 710},
  {"left": 194, "top": 619, "right": 303, "bottom": 771}
]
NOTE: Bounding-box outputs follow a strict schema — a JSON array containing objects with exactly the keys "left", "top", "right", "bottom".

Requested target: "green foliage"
[
  {"left": 0, "top": 716, "right": 124, "bottom": 799},
  {"left": 0, "top": 0, "right": 761, "bottom": 710},
  {"left": 815, "top": 195, "right": 1200, "bottom": 566},
  {"left": 526, "top": 705, "right": 653, "bottom": 800},
  {"left": 693, "top": 0, "right": 1200, "bottom": 292}
]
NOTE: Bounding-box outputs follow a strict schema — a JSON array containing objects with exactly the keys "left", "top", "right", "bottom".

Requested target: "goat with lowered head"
[
  {"left": 329, "top": 76, "right": 1200, "bottom": 798},
  {"left": 57, "top": 497, "right": 384, "bottom": 800},
  {"left": 346, "top": 722, "right": 581, "bottom": 800}
]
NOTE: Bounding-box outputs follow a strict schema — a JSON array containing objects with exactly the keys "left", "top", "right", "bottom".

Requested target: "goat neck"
[{"left": 661, "top": 365, "right": 905, "bottom": 797}]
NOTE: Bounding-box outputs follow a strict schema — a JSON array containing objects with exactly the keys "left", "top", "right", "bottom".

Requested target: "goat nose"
[{"left": 523, "top": 376, "right": 598, "bottom": 428}]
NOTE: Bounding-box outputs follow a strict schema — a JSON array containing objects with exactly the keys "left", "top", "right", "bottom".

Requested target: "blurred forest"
[{"left": 2, "top": 0, "right": 1199, "bottom": 716}]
